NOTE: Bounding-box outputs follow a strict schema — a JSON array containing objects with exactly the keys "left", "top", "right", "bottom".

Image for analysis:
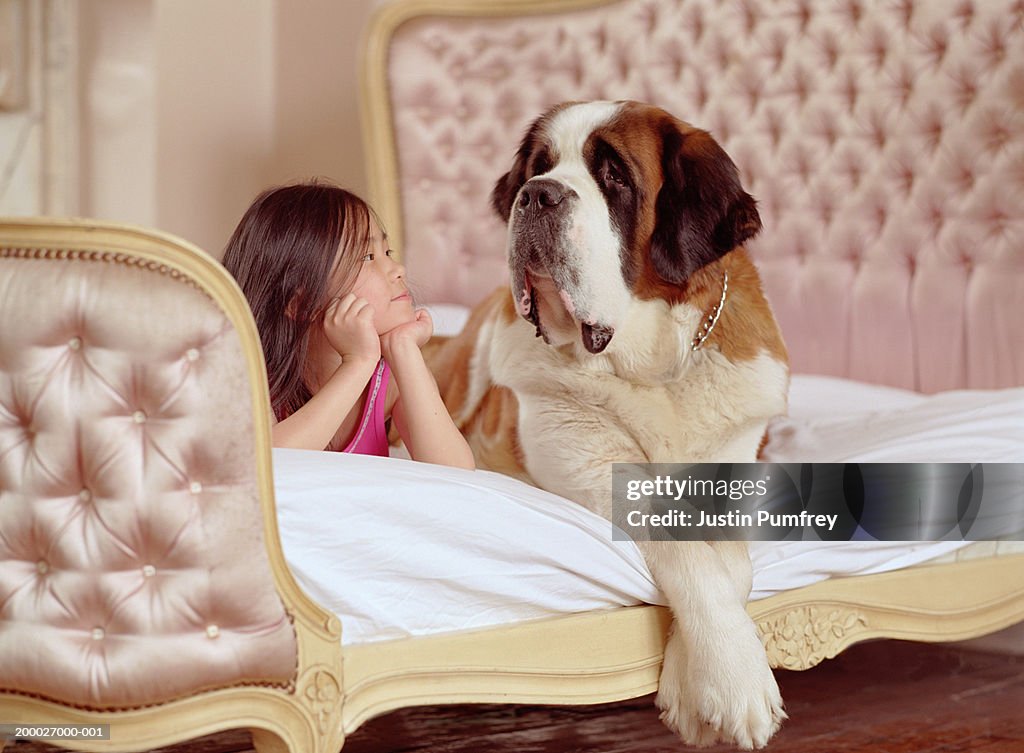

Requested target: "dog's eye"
[
  {"left": 532, "top": 150, "right": 553, "bottom": 177},
  {"left": 602, "top": 161, "right": 627, "bottom": 188}
]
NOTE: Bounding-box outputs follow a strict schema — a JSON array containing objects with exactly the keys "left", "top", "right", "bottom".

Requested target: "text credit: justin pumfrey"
[{"left": 622, "top": 474, "right": 839, "bottom": 533}]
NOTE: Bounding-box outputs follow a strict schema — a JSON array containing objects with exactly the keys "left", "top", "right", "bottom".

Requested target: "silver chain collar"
[{"left": 691, "top": 271, "right": 729, "bottom": 351}]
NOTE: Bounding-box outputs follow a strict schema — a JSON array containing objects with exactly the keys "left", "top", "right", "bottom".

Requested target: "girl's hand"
[
  {"left": 324, "top": 293, "right": 381, "bottom": 364},
  {"left": 380, "top": 308, "right": 433, "bottom": 362}
]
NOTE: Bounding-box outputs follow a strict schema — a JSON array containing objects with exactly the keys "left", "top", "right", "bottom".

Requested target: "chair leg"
[{"left": 250, "top": 728, "right": 290, "bottom": 753}]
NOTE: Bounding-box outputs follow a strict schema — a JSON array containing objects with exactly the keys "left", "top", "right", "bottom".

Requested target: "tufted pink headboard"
[
  {"left": 0, "top": 220, "right": 297, "bottom": 708},
  {"left": 363, "top": 0, "right": 1024, "bottom": 392}
]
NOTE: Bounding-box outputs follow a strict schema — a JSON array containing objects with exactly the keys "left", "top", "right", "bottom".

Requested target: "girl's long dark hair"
[{"left": 222, "top": 180, "right": 373, "bottom": 421}]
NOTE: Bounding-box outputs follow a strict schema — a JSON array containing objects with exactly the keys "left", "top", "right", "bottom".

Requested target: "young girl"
[{"left": 222, "top": 180, "right": 475, "bottom": 470}]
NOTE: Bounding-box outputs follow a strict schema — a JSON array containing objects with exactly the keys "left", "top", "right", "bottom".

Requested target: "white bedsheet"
[
  {"left": 766, "top": 376, "right": 1024, "bottom": 462},
  {"left": 274, "top": 449, "right": 978, "bottom": 645},
  {"left": 275, "top": 369, "right": 1024, "bottom": 645}
]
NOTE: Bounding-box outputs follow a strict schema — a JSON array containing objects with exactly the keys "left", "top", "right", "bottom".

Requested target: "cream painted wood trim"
[
  {"left": 359, "top": 0, "right": 620, "bottom": 261},
  {"left": 341, "top": 605, "right": 671, "bottom": 733},
  {"left": 341, "top": 554, "right": 1024, "bottom": 734},
  {"left": 751, "top": 553, "right": 1024, "bottom": 670},
  {"left": 0, "top": 218, "right": 344, "bottom": 753}
]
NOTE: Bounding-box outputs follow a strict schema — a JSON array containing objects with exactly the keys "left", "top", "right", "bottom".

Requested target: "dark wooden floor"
[{"left": 10, "top": 640, "right": 1024, "bottom": 753}]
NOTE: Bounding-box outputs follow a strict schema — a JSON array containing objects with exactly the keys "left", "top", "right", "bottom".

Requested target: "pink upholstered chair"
[{"left": 0, "top": 220, "right": 343, "bottom": 753}]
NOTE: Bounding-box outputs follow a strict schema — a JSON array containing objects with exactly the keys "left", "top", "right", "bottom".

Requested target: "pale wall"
[{"left": 1, "top": 0, "right": 378, "bottom": 257}]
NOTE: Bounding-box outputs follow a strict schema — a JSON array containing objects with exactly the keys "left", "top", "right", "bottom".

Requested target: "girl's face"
[{"left": 344, "top": 222, "right": 415, "bottom": 334}]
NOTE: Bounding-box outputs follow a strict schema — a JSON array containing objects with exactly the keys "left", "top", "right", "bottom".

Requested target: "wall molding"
[
  {"left": 0, "top": 0, "right": 28, "bottom": 110},
  {"left": 0, "top": 0, "right": 78, "bottom": 216}
]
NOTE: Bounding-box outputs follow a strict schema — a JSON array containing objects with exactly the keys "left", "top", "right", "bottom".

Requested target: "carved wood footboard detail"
[
  {"left": 750, "top": 555, "right": 1024, "bottom": 671},
  {"left": 758, "top": 607, "right": 869, "bottom": 670}
]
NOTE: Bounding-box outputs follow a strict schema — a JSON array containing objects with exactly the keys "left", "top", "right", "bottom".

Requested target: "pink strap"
[{"left": 342, "top": 359, "right": 391, "bottom": 456}]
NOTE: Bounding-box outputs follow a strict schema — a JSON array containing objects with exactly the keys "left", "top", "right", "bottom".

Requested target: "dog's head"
[{"left": 492, "top": 100, "right": 761, "bottom": 354}]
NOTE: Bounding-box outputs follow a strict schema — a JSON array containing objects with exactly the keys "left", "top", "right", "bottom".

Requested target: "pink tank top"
[{"left": 342, "top": 359, "right": 391, "bottom": 456}]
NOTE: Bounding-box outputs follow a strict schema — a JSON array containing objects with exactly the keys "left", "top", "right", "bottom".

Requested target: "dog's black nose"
[{"left": 518, "top": 179, "right": 567, "bottom": 211}]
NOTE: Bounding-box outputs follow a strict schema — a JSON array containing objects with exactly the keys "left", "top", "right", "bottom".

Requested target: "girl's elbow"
[{"left": 436, "top": 447, "right": 475, "bottom": 470}]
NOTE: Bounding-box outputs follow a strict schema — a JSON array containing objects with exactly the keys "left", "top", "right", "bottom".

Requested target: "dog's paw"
[
  {"left": 656, "top": 629, "right": 723, "bottom": 747},
  {"left": 656, "top": 626, "right": 786, "bottom": 750}
]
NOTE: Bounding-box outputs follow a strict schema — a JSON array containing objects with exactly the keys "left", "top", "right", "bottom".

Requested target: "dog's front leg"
[
  {"left": 520, "top": 409, "right": 783, "bottom": 748},
  {"left": 638, "top": 539, "right": 785, "bottom": 749}
]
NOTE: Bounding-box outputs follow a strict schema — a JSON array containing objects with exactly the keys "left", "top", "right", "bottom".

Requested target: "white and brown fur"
[{"left": 427, "top": 101, "right": 789, "bottom": 749}]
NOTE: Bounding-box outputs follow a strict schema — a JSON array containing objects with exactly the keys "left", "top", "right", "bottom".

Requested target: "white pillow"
[
  {"left": 784, "top": 374, "right": 926, "bottom": 421},
  {"left": 423, "top": 303, "right": 471, "bottom": 337}
]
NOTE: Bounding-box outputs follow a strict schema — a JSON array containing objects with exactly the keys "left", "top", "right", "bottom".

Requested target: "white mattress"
[{"left": 275, "top": 372, "right": 1023, "bottom": 645}]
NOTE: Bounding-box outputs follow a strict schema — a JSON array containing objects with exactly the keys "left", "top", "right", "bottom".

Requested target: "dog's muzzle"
[{"left": 509, "top": 179, "right": 615, "bottom": 354}]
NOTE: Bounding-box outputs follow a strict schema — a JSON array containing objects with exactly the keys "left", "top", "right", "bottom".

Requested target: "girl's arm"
[
  {"left": 272, "top": 293, "right": 381, "bottom": 450},
  {"left": 271, "top": 355, "right": 377, "bottom": 450},
  {"left": 383, "top": 311, "right": 476, "bottom": 469}
]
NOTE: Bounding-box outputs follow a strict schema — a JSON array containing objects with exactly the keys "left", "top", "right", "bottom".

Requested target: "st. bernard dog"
[{"left": 427, "top": 101, "right": 789, "bottom": 748}]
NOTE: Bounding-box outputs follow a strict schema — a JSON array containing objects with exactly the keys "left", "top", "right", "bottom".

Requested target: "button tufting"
[
  {"left": 68, "top": 336, "right": 82, "bottom": 351},
  {"left": 925, "top": 26, "right": 949, "bottom": 68},
  {"left": 895, "top": 0, "right": 914, "bottom": 30},
  {"left": 954, "top": 0, "right": 974, "bottom": 29},
  {"left": 79, "top": 488, "right": 92, "bottom": 503},
  {"left": 840, "top": 71, "right": 859, "bottom": 113},
  {"left": 740, "top": 1, "right": 758, "bottom": 36},
  {"left": 91, "top": 628, "right": 105, "bottom": 641},
  {"left": 36, "top": 560, "right": 49, "bottom": 575},
  {"left": 142, "top": 564, "right": 156, "bottom": 578},
  {"left": 132, "top": 410, "right": 147, "bottom": 424},
  {"left": 185, "top": 348, "right": 200, "bottom": 362},
  {"left": 686, "top": 6, "right": 705, "bottom": 43},
  {"left": 955, "top": 77, "right": 977, "bottom": 112},
  {"left": 875, "top": 205, "right": 888, "bottom": 232},
  {"left": 189, "top": 481, "right": 203, "bottom": 494},
  {"left": 795, "top": 0, "right": 812, "bottom": 34},
  {"left": 844, "top": 0, "right": 863, "bottom": 25},
  {"left": 206, "top": 624, "right": 220, "bottom": 639},
  {"left": 958, "top": 166, "right": 976, "bottom": 191}
]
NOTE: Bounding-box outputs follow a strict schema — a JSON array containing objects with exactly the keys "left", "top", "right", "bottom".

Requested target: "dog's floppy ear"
[
  {"left": 491, "top": 161, "right": 527, "bottom": 222},
  {"left": 491, "top": 112, "right": 552, "bottom": 221},
  {"left": 651, "top": 125, "right": 762, "bottom": 284}
]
